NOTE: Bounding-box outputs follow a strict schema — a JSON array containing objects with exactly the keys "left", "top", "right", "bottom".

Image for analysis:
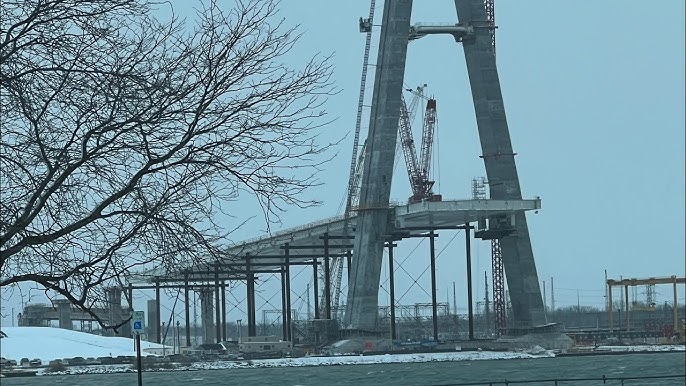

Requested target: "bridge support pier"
[
  {"left": 147, "top": 299, "right": 159, "bottom": 343},
  {"left": 106, "top": 287, "right": 123, "bottom": 336},
  {"left": 55, "top": 299, "right": 72, "bottom": 330},
  {"left": 199, "top": 288, "right": 215, "bottom": 344}
]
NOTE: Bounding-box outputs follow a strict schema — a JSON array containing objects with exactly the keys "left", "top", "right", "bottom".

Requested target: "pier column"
[
  {"left": 199, "top": 288, "right": 216, "bottom": 344},
  {"left": 147, "top": 299, "right": 158, "bottom": 342},
  {"left": 55, "top": 299, "right": 72, "bottom": 330}
]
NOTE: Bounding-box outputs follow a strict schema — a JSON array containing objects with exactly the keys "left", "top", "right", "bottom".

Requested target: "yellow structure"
[{"left": 606, "top": 275, "right": 684, "bottom": 337}]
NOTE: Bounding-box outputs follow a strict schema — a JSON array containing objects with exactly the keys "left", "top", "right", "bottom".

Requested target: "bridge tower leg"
[
  {"left": 342, "top": 0, "right": 413, "bottom": 331},
  {"left": 454, "top": 0, "right": 545, "bottom": 327}
]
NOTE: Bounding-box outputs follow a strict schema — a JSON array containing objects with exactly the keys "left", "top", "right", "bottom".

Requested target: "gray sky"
[{"left": 2, "top": 0, "right": 684, "bottom": 327}]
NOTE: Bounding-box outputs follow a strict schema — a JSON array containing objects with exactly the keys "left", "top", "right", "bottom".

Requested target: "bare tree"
[{"left": 0, "top": 0, "right": 334, "bottom": 330}]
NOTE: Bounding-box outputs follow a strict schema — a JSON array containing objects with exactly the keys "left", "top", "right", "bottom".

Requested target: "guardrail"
[{"left": 432, "top": 374, "right": 685, "bottom": 385}]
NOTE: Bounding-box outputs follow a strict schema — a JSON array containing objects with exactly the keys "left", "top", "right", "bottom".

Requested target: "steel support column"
[
  {"left": 313, "top": 259, "right": 319, "bottom": 319},
  {"left": 155, "top": 279, "right": 161, "bottom": 344},
  {"left": 221, "top": 282, "right": 227, "bottom": 342},
  {"left": 214, "top": 264, "right": 221, "bottom": 343},
  {"left": 387, "top": 242, "right": 397, "bottom": 340},
  {"left": 466, "top": 225, "right": 474, "bottom": 340},
  {"left": 608, "top": 283, "right": 614, "bottom": 331},
  {"left": 281, "top": 267, "right": 288, "bottom": 340},
  {"left": 284, "top": 243, "right": 292, "bottom": 341},
  {"left": 674, "top": 277, "right": 679, "bottom": 334},
  {"left": 323, "top": 234, "right": 331, "bottom": 320},
  {"left": 624, "top": 284, "right": 630, "bottom": 332},
  {"left": 184, "top": 276, "right": 191, "bottom": 347},
  {"left": 246, "top": 254, "right": 256, "bottom": 336},
  {"left": 429, "top": 231, "right": 439, "bottom": 342}
]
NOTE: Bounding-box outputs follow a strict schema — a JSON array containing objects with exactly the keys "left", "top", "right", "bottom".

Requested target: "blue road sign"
[{"left": 132, "top": 311, "right": 145, "bottom": 334}]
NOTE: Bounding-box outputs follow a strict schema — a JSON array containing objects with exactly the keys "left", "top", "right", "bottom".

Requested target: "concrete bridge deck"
[{"left": 134, "top": 197, "right": 541, "bottom": 282}]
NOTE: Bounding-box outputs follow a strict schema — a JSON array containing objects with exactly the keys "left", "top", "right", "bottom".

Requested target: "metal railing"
[{"left": 431, "top": 374, "right": 685, "bottom": 386}]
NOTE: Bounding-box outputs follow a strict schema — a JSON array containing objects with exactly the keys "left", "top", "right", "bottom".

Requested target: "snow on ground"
[
  {"left": 0, "top": 327, "right": 167, "bottom": 362},
  {"left": 595, "top": 344, "right": 685, "bottom": 352},
  {"left": 40, "top": 351, "right": 556, "bottom": 376}
]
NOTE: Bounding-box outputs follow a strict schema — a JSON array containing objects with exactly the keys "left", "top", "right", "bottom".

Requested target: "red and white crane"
[{"left": 398, "top": 86, "right": 441, "bottom": 203}]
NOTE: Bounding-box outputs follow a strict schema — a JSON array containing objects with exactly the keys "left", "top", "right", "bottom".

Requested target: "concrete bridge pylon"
[{"left": 342, "top": 0, "right": 546, "bottom": 331}]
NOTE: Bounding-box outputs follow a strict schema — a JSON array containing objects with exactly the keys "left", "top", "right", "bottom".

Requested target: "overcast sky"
[{"left": 2, "top": 0, "right": 684, "bottom": 328}]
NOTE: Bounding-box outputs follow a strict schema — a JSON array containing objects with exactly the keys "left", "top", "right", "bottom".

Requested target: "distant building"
[{"left": 238, "top": 336, "right": 292, "bottom": 356}]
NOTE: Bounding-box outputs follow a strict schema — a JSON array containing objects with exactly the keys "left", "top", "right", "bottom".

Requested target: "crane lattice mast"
[{"left": 323, "top": 0, "right": 377, "bottom": 321}]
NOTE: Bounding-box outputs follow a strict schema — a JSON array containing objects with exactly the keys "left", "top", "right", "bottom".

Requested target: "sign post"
[{"left": 132, "top": 311, "right": 145, "bottom": 386}]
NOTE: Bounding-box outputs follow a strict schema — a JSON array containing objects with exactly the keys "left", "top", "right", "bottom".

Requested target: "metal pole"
[
  {"left": 184, "top": 276, "right": 191, "bottom": 347},
  {"left": 323, "top": 233, "right": 331, "bottom": 319},
  {"left": 673, "top": 276, "right": 678, "bottom": 334},
  {"left": 608, "top": 283, "right": 613, "bottom": 332},
  {"left": 624, "top": 285, "right": 630, "bottom": 332},
  {"left": 465, "top": 225, "right": 474, "bottom": 340},
  {"left": 429, "top": 231, "right": 439, "bottom": 342},
  {"left": 155, "top": 279, "right": 161, "bottom": 344},
  {"left": 313, "top": 258, "right": 319, "bottom": 319},
  {"left": 388, "top": 242, "right": 396, "bottom": 340},
  {"left": 221, "top": 282, "right": 227, "bottom": 342},
  {"left": 281, "top": 268, "right": 288, "bottom": 340},
  {"left": 246, "top": 255, "right": 256, "bottom": 336},
  {"left": 135, "top": 333, "right": 143, "bottom": 386},
  {"left": 214, "top": 264, "right": 221, "bottom": 343},
  {"left": 284, "top": 243, "right": 292, "bottom": 341}
]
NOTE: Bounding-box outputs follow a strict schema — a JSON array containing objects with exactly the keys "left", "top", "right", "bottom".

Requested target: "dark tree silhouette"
[{"left": 0, "top": 0, "right": 334, "bottom": 329}]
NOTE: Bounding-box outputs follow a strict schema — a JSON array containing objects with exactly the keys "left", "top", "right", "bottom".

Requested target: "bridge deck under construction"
[{"left": 134, "top": 197, "right": 541, "bottom": 283}]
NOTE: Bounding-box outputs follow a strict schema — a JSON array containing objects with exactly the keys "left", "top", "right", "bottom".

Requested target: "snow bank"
[
  {"left": 0, "top": 327, "right": 167, "bottom": 362},
  {"left": 595, "top": 344, "right": 685, "bottom": 353},
  {"left": 40, "top": 350, "right": 555, "bottom": 376}
]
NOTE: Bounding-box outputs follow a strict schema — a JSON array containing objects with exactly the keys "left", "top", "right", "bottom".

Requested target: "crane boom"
[
  {"left": 419, "top": 98, "right": 437, "bottom": 196},
  {"left": 398, "top": 93, "right": 422, "bottom": 194}
]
